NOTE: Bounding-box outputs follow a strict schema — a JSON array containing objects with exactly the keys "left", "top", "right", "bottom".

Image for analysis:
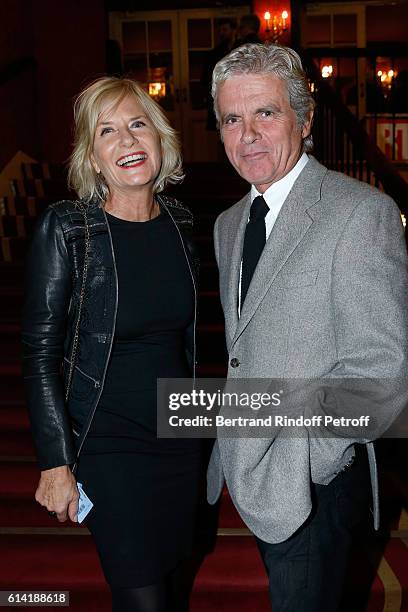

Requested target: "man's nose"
[{"left": 240, "top": 120, "right": 259, "bottom": 145}]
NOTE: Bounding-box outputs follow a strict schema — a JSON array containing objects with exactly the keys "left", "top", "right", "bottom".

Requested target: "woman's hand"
[{"left": 35, "top": 465, "right": 79, "bottom": 523}]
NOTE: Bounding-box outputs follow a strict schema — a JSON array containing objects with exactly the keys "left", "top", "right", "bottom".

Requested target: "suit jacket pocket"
[{"left": 279, "top": 269, "right": 319, "bottom": 288}]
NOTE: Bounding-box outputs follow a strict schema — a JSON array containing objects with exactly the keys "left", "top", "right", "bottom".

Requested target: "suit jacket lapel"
[
  {"left": 224, "top": 194, "right": 251, "bottom": 343},
  {"left": 231, "top": 157, "right": 327, "bottom": 348}
]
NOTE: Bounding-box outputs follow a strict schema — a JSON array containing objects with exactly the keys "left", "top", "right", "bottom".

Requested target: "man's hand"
[{"left": 35, "top": 465, "right": 79, "bottom": 523}]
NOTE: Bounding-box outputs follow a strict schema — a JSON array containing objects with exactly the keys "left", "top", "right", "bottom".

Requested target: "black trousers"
[{"left": 255, "top": 445, "right": 371, "bottom": 612}]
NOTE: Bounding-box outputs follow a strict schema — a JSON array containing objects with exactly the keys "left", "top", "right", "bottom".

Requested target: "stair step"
[
  {"left": 0, "top": 323, "right": 20, "bottom": 334},
  {"left": 0, "top": 534, "right": 107, "bottom": 594},
  {"left": 0, "top": 535, "right": 268, "bottom": 612},
  {"left": 11, "top": 178, "right": 71, "bottom": 200},
  {"left": 1, "top": 458, "right": 407, "bottom": 532},
  {"left": 0, "top": 499, "right": 87, "bottom": 529},
  {"left": 0, "top": 430, "right": 35, "bottom": 456},
  {"left": 0, "top": 262, "right": 24, "bottom": 280},
  {"left": 0, "top": 463, "right": 56, "bottom": 499},
  {"left": 0, "top": 533, "right": 406, "bottom": 612},
  {"left": 0, "top": 287, "right": 23, "bottom": 319},
  {"left": 0, "top": 380, "right": 24, "bottom": 403},
  {"left": 21, "top": 162, "right": 68, "bottom": 181},
  {"left": 0, "top": 405, "right": 30, "bottom": 429},
  {"left": 0, "top": 460, "right": 90, "bottom": 529},
  {"left": 0, "top": 340, "right": 21, "bottom": 361},
  {"left": 0, "top": 463, "right": 245, "bottom": 529},
  {"left": 0, "top": 497, "right": 246, "bottom": 531},
  {"left": 0, "top": 323, "right": 22, "bottom": 361},
  {"left": 0, "top": 397, "right": 25, "bottom": 408},
  {"left": 0, "top": 534, "right": 269, "bottom": 610}
]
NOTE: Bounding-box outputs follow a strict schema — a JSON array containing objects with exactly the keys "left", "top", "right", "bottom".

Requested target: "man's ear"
[{"left": 302, "top": 109, "right": 314, "bottom": 139}]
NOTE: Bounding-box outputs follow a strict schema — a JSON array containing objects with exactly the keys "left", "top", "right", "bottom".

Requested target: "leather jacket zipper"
[{"left": 72, "top": 206, "right": 119, "bottom": 470}]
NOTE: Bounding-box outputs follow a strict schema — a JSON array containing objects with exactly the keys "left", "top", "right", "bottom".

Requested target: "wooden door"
[
  {"left": 301, "top": 2, "right": 367, "bottom": 119},
  {"left": 178, "top": 7, "right": 249, "bottom": 161},
  {"left": 109, "top": 11, "right": 182, "bottom": 133}
]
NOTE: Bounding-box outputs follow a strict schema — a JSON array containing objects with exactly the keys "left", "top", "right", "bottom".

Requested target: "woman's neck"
[{"left": 104, "top": 189, "right": 159, "bottom": 222}]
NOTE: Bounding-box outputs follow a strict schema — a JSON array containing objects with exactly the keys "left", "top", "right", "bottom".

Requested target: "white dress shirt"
[{"left": 238, "top": 153, "right": 309, "bottom": 315}]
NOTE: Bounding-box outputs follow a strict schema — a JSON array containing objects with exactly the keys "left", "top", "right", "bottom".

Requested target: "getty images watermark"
[
  {"left": 156, "top": 378, "right": 408, "bottom": 439},
  {"left": 167, "top": 389, "right": 370, "bottom": 427}
]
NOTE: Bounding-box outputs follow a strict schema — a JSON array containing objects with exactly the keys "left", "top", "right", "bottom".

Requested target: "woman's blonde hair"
[{"left": 68, "top": 76, "right": 184, "bottom": 201}]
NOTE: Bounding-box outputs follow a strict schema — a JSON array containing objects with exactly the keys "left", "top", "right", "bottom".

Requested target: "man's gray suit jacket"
[{"left": 207, "top": 156, "right": 408, "bottom": 544}]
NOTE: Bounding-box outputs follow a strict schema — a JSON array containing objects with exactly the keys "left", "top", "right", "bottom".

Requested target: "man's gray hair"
[{"left": 212, "top": 43, "right": 315, "bottom": 152}]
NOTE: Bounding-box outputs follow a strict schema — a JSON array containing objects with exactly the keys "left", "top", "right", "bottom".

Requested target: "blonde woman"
[{"left": 22, "top": 77, "right": 203, "bottom": 612}]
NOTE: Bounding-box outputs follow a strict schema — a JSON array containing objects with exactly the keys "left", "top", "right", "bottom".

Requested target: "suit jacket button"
[{"left": 230, "top": 358, "right": 240, "bottom": 368}]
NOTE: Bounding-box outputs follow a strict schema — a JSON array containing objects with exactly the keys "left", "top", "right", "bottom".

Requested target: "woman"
[{"left": 22, "top": 77, "right": 203, "bottom": 612}]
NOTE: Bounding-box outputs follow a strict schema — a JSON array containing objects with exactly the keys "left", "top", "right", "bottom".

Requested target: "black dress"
[{"left": 76, "top": 210, "right": 203, "bottom": 588}]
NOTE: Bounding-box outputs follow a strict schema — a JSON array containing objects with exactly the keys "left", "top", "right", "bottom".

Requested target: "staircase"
[{"left": 0, "top": 162, "right": 407, "bottom": 611}]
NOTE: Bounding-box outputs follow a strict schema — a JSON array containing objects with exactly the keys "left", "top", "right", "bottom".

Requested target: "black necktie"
[{"left": 240, "top": 195, "right": 269, "bottom": 310}]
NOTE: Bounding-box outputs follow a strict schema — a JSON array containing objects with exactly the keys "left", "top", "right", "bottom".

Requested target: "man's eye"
[
  {"left": 225, "top": 117, "right": 239, "bottom": 125},
  {"left": 261, "top": 110, "right": 273, "bottom": 118}
]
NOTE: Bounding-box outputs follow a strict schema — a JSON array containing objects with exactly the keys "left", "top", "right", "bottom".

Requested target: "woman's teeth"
[{"left": 117, "top": 154, "right": 147, "bottom": 167}]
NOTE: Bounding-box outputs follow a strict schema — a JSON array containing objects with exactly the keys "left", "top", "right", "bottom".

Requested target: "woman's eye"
[
  {"left": 100, "top": 127, "right": 113, "bottom": 136},
  {"left": 131, "top": 121, "right": 145, "bottom": 128}
]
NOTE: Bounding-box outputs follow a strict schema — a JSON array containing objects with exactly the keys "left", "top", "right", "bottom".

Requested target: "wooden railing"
[
  {"left": 301, "top": 50, "right": 408, "bottom": 215},
  {"left": 304, "top": 45, "right": 408, "bottom": 162}
]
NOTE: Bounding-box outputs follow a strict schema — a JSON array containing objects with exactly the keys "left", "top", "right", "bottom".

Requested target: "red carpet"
[{"left": 1, "top": 532, "right": 407, "bottom": 611}]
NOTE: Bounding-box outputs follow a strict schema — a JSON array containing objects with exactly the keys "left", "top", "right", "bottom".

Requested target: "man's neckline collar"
[{"left": 251, "top": 153, "right": 309, "bottom": 208}]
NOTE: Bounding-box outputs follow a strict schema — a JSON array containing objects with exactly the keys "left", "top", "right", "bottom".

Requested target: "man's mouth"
[
  {"left": 116, "top": 152, "right": 147, "bottom": 168},
  {"left": 242, "top": 151, "right": 267, "bottom": 159}
]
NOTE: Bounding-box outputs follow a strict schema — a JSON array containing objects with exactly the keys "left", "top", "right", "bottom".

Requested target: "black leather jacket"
[{"left": 21, "top": 195, "right": 198, "bottom": 471}]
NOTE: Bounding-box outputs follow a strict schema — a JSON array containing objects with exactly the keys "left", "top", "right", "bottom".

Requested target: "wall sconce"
[
  {"left": 377, "top": 68, "right": 396, "bottom": 91},
  {"left": 321, "top": 65, "right": 333, "bottom": 79},
  {"left": 264, "top": 8, "right": 289, "bottom": 43},
  {"left": 148, "top": 82, "right": 166, "bottom": 99},
  {"left": 148, "top": 67, "right": 166, "bottom": 100}
]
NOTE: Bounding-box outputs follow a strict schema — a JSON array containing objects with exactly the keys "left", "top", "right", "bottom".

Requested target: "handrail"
[
  {"left": 301, "top": 50, "right": 408, "bottom": 215},
  {"left": 0, "top": 57, "right": 37, "bottom": 88}
]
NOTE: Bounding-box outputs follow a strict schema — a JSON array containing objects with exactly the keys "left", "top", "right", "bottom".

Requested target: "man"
[
  {"left": 207, "top": 43, "right": 408, "bottom": 611},
  {"left": 236, "top": 13, "right": 262, "bottom": 45}
]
